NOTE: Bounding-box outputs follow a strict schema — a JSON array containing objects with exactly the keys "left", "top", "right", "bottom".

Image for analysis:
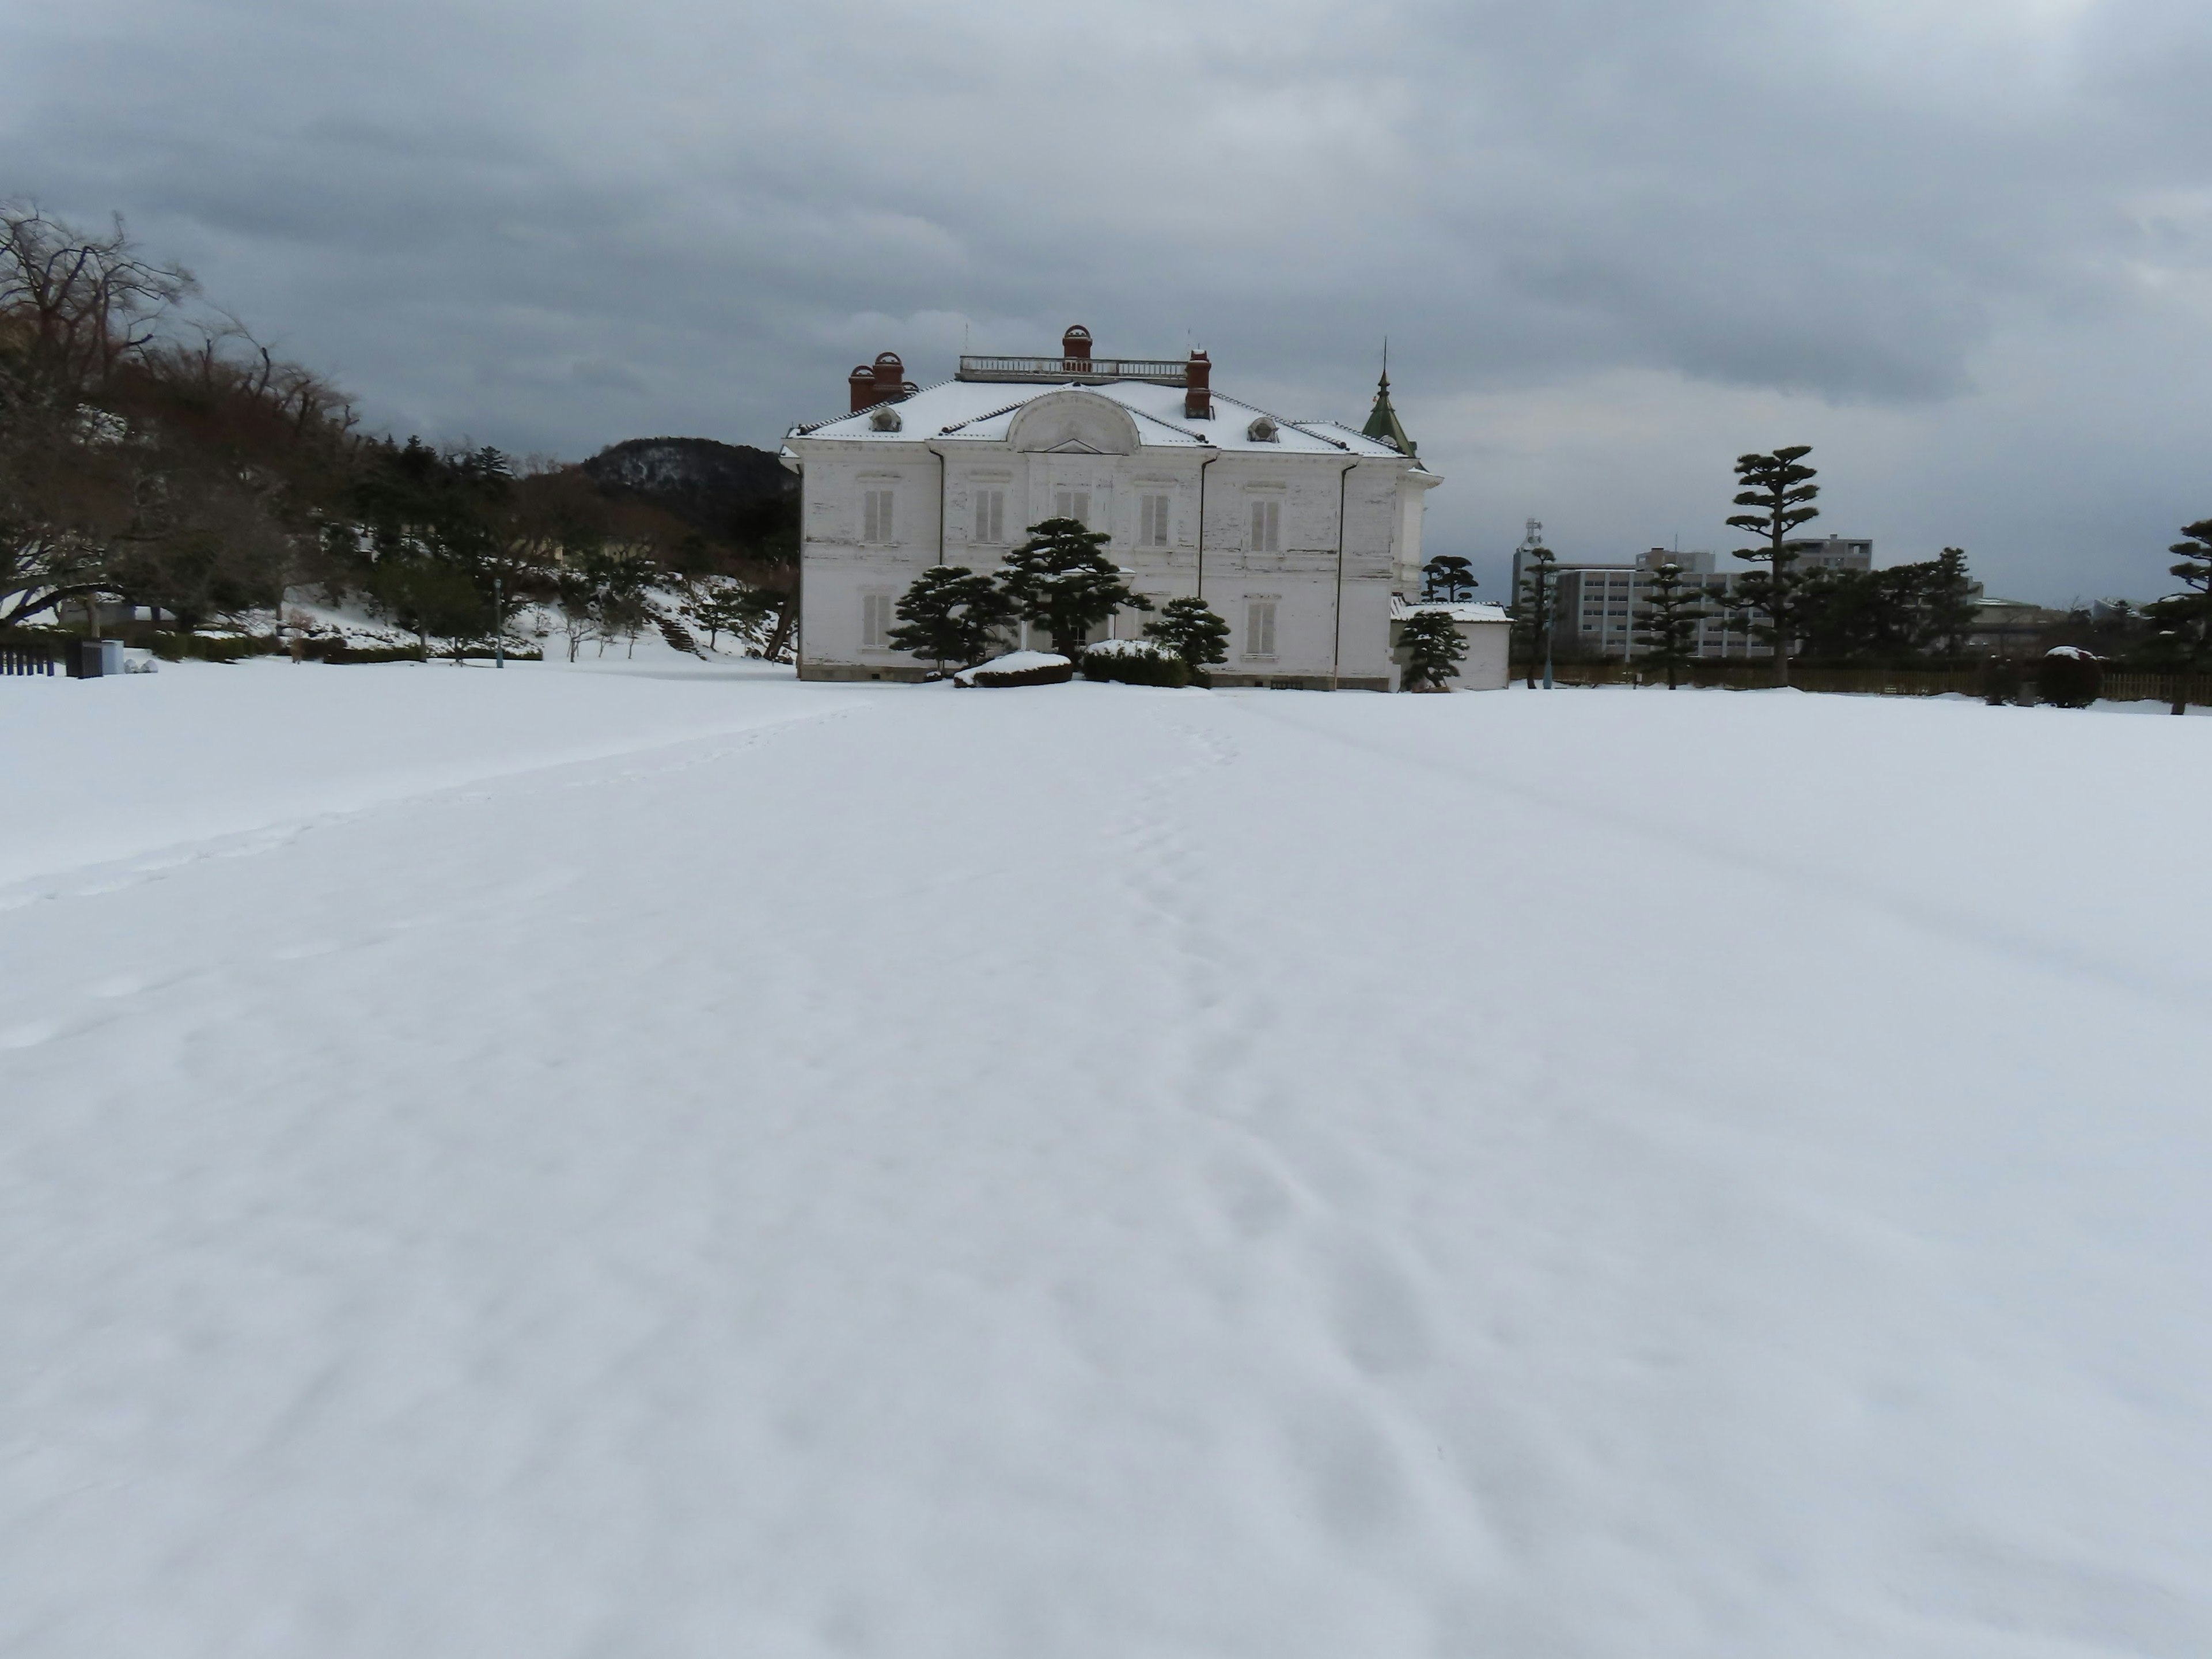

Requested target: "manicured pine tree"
[
  {"left": 1633, "top": 561, "right": 1709, "bottom": 688},
  {"left": 2164, "top": 520, "right": 2212, "bottom": 663},
  {"left": 2154, "top": 518, "right": 2212, "bottom": 714},
  {"left": 1722, "top": 445, "right": 1820, "bottom": 685},
  {"left": 1512, "top": 543, "right": 1557, "bottom": 688},
  {"left": 999, "top": 516, "right": 1152, "bottom": 658},
  {"left": 885, "top": 565, "right": 1016, "bottom": 673},
  {"left": 1399, "top": 609, "right": 1468, "bottom": 691},
  {"left": 1421, "top": 555, "right": 1479, "bottom": 602},
  {"left": 1142, "top": 596, "right": 1230, "bottom": 669}
]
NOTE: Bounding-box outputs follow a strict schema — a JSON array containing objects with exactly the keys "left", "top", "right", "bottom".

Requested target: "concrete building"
[
  {"left": 779, "top": 327, "right": 1445, "bottom": 690},
  {"left": 1516, "top": 540, "right": 1876, "bottom": 661}
]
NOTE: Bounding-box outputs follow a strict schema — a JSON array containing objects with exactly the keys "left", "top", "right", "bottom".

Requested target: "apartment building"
[{"left": 1516, "top": 540, "right": 1874, "bottom": 660}]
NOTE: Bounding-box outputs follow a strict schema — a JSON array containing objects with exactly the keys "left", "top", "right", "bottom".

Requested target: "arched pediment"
[{"left": 1006, "top": 389, "right": 1141, "bottom": 456}]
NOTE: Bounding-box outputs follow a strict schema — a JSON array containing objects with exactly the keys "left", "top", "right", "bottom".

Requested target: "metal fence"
[{"left": 1, "top": 643, "right": 56, "bottom": 676}]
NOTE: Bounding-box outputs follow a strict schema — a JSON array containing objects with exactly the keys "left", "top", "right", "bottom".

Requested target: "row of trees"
[
  {"left": 1512, "top": 445, "right": 2212, "bottom": 687},
  {"left": 1, "top": 201, "right": 797, "bottom": 658},
  {"left": 889, "top": 516, "right": 1233, "bottom": 674}
]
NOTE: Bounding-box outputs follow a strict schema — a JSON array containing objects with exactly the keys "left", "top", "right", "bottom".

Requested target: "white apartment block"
[
  {"left": 779, "top": 326, "right": 1446, "bottom": 690},
  {"left": 1521, "top": 540, "right": 1874, "bottom": 660}
]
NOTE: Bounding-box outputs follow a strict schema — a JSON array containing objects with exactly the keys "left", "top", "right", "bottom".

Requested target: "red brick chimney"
[
  {"left": 1183, "top": 347, "right": 1212, "bottom": 420},
  {"left": 1061, "top": 325, "right": 1092, "bottom": 370},
  {"left": 851, "top": 351, "right": 908, "bottom": 413}
]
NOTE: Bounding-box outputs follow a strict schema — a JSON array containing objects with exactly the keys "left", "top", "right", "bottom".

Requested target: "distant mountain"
[{"left": 578, "top": 437, "right": 795, "bottom": 544}]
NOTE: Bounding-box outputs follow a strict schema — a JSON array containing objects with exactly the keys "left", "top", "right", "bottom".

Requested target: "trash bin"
[{"left": 67, "top": 639, "right": 123, "bottom": 678}]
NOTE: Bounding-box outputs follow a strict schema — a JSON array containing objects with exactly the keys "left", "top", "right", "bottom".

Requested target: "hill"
[{"left": 577, "top": 436, "right": 796, "bottom": 546}]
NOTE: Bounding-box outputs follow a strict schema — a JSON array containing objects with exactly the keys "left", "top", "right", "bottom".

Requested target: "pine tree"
[
  {"left": 1421, "top": 555, "right": 1478, "bottom": 602},
  {"left": 688, "top": 579, "right": 778, "bottom": 653},
  {"left": 1633, "top": 561, "right": 1709, "bottom": 688},
  {"left": 886, "top": 565, "right": 1016, "bottom": 672},
  {"left": 1399, "top": 609, "right": 1467, "bottom": 691},
  {"left": 1512, "top": 543, "right": 1558, "bottom": 688},
  {"left": 1721, "top": 445, "right": 1820, "bottom": 685},
  {"left": 1921, "top": 548, "right": 1976, "bottom": 658},
  {"left": 2164, "top": 520, "right": 2212, "bottom": 665},
  {"left": 1142, "top": 596, "right": 1230, "bottom": 669},
  {"left": 999, "top": 517, "right": 1152, "bottom": 657}
]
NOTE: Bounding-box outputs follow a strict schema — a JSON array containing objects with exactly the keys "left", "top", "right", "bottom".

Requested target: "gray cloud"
[{"left": 7, "top": 0, "right": 2210, "bottom": 600}]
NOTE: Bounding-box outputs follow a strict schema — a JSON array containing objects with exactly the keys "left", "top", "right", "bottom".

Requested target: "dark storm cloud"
[{"left": 6, "top": 0, "right": 2211, "bottom": 597}]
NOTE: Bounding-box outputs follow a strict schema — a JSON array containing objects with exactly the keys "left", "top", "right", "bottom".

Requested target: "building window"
[
  {"left": 1054, "top": 489, "right": 1090, "bottom": 525},
  {"left": 862, "top": 592, "right": 893, "bottom": 650},
  {"left": 1141, "top": 494, "right": 1171, "bottom": 548},
  {"left": 975, "top": 489, "right": 1005, "bottom": 545},
  {"left": 862, "top": 489, "right": 894, "bottom": 544},
  {"left": 1244, "top": 599, "right": 1278, "bottom": 658},
  {"left": 1249, "top": 498, "right": 1281, "bottom": 553}
]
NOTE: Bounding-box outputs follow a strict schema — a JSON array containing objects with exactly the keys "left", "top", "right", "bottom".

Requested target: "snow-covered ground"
[{"left": 3, "top": 665, "right": 2209, "bottom": 1657}]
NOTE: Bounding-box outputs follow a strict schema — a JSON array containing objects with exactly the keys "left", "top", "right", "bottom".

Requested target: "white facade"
[
  {"left": 1389, "top": 597, "right": 1513, "bottom": 690},
  {"left": 780, "top": 342, "right": 1441, "bottom": 690}
]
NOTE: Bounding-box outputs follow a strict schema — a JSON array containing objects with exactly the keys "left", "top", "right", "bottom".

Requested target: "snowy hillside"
[{"left": 3, "top": 665, "right": 2209, "bottom": 1658}]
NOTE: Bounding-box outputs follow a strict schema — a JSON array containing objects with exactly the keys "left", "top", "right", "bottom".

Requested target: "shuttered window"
[
  {"left": 975, "top": 489, "right": 1005, "bottom": 545},
  {"left": 1248, "top": 498, "right": 1281, "bottom": 553},
  {"left": 1053, "top": 489, "right": 1090, "bottom": 526},
  {"left": 862, "top": 490, "right": 893, "bottom": 544},
  {"left": 862, "top": 592, "right": 893, "bottom": 649},
  {"left": 1141, "top": 494, "right": 1170, "bottom": 548},
  {"left": 1244, "top": 600, "right": 1278, "bottom": 658}
]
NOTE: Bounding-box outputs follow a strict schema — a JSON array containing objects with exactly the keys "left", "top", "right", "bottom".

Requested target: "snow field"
[{"left": 2, "top": 669, "right": 2209, "bottom": 1657}]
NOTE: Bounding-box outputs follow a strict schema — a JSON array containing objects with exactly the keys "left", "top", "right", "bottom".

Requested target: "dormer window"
[
  {"left": 1247, "top": 415, "right": 1278, "bottom": 442},
  {"left": 869, "top": 405, "right": 903, "bottom": 432}
]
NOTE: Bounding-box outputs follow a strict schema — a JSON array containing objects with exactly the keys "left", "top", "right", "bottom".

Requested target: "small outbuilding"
[{"left": 1389, "top": 597, "right": 1513, "bottom": 691}]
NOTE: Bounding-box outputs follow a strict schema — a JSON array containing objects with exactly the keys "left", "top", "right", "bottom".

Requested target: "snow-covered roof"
[
  {"left": 1392, "top": 597, "right": 1511, "bottom": 624},
  {"left": 789, "top": 378, "right": 1422, "bottom": 462}
]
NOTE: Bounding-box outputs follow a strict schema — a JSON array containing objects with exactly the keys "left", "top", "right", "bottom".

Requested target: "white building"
[
  {"left": 1526, "top": 541, "right": 1876, "bottom": 661},
  {"left": 779, "top": 327, "right": 1444, "bottom": 690},
  {"left": 1389, "top": 596, "right": 1514, "bottom": 688}
]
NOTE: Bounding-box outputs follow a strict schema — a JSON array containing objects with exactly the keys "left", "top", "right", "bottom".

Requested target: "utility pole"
[{"left": 493, "top": 574, "right": 505, "bottom": 668}]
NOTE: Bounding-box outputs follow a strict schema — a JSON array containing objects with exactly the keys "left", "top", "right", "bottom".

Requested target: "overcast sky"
[{"left": 8, "top": 0, "right": 2209, "bottom": 600}]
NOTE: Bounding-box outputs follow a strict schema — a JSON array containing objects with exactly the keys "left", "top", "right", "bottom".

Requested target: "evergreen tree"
[
  {"left": 1421, "top": 555, "right": 1478, "bottom": 602},
  {"left": 1633, "top": 561, "right": 1708, "bottom": 688},
  {"left": 1512, "top": 543, "right": 1558, "bottom": 688},
  {"left": 999, "top": 517, "right": 1151, "bottom": 657},
  {"left": 687, "top": 579, "right": 779, "bottom": 653},
  {"left": 1720, "top": 445, "right": 1820, "bottom": 685},
  {"left": 554, "top": 542, "right": 656, "bottom": 661},
  {"left": 2164, "top": 520, "right": 2212, "bottom": 667},
  {"left": 1142, "top": 596, "right": 1231, "bottom": 669},
  {"left": 1398, "top": 609, "right": 1467, "bottom": 691},
  {"left": 886, "top": 564, "right": 1015, "bottom": 672},
  {"left": 1921, "top": 548, "right": 1977, "bottom": 658}
]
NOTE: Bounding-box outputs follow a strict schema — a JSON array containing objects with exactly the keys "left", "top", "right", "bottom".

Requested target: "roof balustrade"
[{"left": 956, "top": 354, "right": 1188, "bottom": 385}]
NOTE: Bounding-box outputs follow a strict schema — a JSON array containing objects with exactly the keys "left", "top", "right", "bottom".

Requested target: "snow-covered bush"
[
  {"left": 952, "top": 650, "right": 1073, "bottom": 688},
  {"left": 2036, "top": 646, "right": 2103, "bottom": 709},
  {"left": 1080, "top": 639, "right": 1191, "bottom": 688}
]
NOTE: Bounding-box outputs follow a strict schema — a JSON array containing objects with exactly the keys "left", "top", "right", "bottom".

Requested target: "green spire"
[{"left": 1362, "top": 366, "right": 1415, "bottom": 456}]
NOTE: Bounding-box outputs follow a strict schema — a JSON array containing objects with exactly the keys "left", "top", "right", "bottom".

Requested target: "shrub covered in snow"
[
  {"left": 1141, "top": 597, "right": 1231, "bottom": 670},
  {"left": 2036, "top": 646, "right": 2103, "bottom": 709},
  {"left": 1080, "top": 639, "right": 1191, "bottom": 688},
  {"left": 952, "top": 650, "right": 1073, "bottom": 688}
]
